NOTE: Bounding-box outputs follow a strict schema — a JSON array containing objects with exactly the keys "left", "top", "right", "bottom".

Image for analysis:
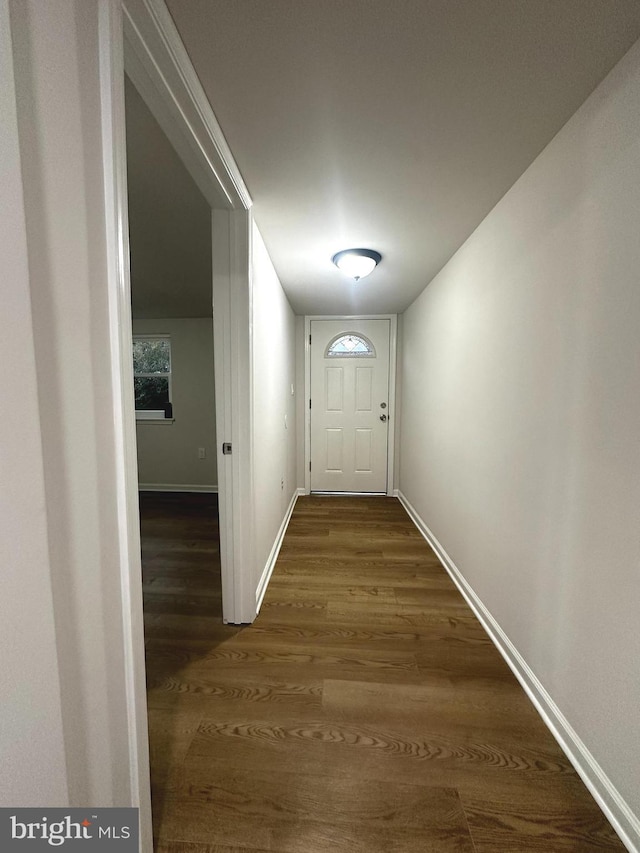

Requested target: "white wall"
[
  {"left": 400, "top": 39, "right": 640, "bottom": 833},
  {"left": 8, "top": 0, "right": 143, "bottom": 811},
  {"left": 252, "top": 222, "right": 298, "bottom": 602},
  {"left": 134, "top": 318, "right": 217, "bottom": 490},
  {"left": 0, "top": 0, "right": 68, "bottom": 805}
]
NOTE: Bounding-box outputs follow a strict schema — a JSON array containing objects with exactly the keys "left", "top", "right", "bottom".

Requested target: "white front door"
[{"left": 310, "top": 319, "right": 390, "bottom": 492}]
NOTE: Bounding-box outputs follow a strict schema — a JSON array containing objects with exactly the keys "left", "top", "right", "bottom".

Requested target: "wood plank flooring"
[{"left": 142, "top": 493, "right": 624, "bottom": 852}]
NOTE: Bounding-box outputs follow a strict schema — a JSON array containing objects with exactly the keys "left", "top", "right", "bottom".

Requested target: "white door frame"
[
  {"left": 118, "top": 0, "right": 256, "bottom": 622},
  {"left": 304, "top": 315, "right": 398, "bottom": 496},
  {"left": 99, "top": 1, "right": 254, "bottom": 848}
]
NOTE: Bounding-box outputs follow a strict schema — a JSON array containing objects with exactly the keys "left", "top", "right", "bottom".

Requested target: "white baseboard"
[
  {"left": 397, "top": 489, "right": 639, "bottom": 853},
  {"left": 255, "top": 489, "right": 299, "bottom": 613},
  {"left": 138, "top": 483, "right": 218, "bottom": 493},
  {"left": 297, "top": 487, "right": 306, "bottom": 496}
]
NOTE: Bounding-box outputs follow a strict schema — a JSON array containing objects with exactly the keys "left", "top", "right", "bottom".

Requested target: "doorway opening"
[
  {"left": 124, "top": 61, "right": 226, "bottom": 839},
  {"left": 100, "top": 3, "right": 255, "bottom": 846}
]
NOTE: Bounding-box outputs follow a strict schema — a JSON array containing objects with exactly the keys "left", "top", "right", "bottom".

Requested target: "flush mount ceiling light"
[{"left": 332, "top": 248, "right": 382, "bottom": 281}]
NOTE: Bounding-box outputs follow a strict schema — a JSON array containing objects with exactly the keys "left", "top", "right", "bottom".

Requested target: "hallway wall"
[
  {"left": 1, "top": 0, "right": 68, "bottom": 805},
  {"left": 7, "top": 0, "right": 141, "bottom": 810},
  {"left": 399, "top": 39, "right": 640, "bottom": 830},
  {"left": 252, "top": 222, "right": 298, "bottom": 606}
]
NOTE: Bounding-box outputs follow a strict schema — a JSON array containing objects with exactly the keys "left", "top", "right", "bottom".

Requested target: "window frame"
[
  {"left": 325, "top": 331, "right": 376, "bottom": 358},
  {"left": 133, "top": 334, "right": 173, "bottom": 421}
]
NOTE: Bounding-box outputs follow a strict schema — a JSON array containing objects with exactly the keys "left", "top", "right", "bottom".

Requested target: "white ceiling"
[{"left": 160, "top": 0, "right": 640, "bottom": 316}]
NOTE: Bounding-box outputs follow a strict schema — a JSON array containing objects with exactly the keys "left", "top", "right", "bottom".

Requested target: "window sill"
[{"left": 135, "top": 417, "right": 175, "bottom": 425}]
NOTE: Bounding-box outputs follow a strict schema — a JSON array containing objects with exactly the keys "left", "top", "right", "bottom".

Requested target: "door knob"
[{"left": 380, "top": 414, "right": 387, "bottom": 422}]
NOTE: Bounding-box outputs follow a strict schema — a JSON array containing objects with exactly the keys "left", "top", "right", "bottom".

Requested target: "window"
[
  {"left": 325, "top": 333, "right": 376, "bottom": 358},
  {"left": 133, "top": 336, "right": 172, "bottom": 419}
]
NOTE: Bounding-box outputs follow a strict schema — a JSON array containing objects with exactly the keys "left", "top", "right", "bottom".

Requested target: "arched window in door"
[{"left": 325, "top": 333, "right": 376, "bottom": 358}]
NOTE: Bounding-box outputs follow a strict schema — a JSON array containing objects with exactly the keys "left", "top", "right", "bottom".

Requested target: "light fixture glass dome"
[{"left": 332, "top": 248, "right": 382, "bottom": 281}]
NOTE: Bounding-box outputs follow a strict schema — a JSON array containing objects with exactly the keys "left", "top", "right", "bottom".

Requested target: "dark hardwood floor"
[{"left": 141, "top": 493, "right": 624, "bottom": 852}]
